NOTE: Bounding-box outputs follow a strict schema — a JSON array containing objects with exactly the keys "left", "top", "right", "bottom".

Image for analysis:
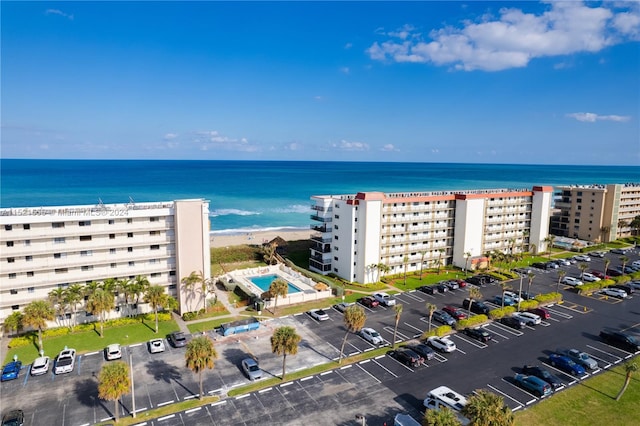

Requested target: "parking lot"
[{"left": 2, "top": 248, "right": 639, "bottom": 425}]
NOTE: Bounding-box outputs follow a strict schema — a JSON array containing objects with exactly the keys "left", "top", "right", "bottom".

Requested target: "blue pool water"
[{"left": 250, "top": 274, "right": 301, "bottom": 294}]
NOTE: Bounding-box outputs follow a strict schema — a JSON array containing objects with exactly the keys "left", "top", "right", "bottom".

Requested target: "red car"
[
  {"left": 442, "top": 305, "right": 468, "bottom": 320},
  {"left": 527, "top": 307, "right": 550, "bottom": 320},
  {"left": 359, "top": 296, "right": 380, "bottom": 308},
  {"left": 453, "top": 279, "right": 467, "bottom": 288},
  {"left": 591, "top": 270, "right": 610, "bottom": 280}
]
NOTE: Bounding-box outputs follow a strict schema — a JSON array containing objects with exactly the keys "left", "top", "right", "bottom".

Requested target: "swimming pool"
[{"left": 249, "top": 274, "right": 301, "bottom": 294}]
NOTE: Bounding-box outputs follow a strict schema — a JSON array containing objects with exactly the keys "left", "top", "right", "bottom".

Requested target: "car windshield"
[
  {"left": 248, "top": 364, "right": 259, "bottom": 372},
  {"left": 316, "top": 310, "right": 326, "bottom": 315},
  {"left": 578, "top": 353, "right": 588, "bottom": 360},
  {"left": 58, "top": 358, "right": 73, "bottom": 366},
  {"left": 371, "top": 331, "right": 380, "bottom": 338},
  {"left": 174, "top": 334, "right": 186, "bottom": 341},
  {"left": 540, "top": 370, "right": 551, "bottom": 378},
  {"left": 34, "top": 359, "right": 47, "bottom": 367}
]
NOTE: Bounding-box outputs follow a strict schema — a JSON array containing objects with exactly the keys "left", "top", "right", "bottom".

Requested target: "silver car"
[
  {"left": 241, "top": 358, "right": 262, "bottom": 381},
  {"left": 148, "top": 338, "right": 166, "bottom": 354},
  {"left": 30, "top": 356, "right": 50, "bottom": 376},
  {"left": 105, "top": 343, "right": 122, "bottom": 361}
]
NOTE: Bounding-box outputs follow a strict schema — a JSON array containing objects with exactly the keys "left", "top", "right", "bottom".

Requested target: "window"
[
  {"left": 80, "top": 235, "right": 92, "bottom": 241},
  {"left": 109, "top": 233, "right": 115, "bottom": 239},
  {"left": 52, "top": 222, "right": 65, "bottom": 228},
  {"left": 127, "top": 218, "right": 132, "bottom": 224},
  {"left": 9, "top": 274, "right": 16, "bottom": 279},
  {"left": 168, "top": 284, "right": 177, "bottom": 290},
  {"left": 127, "top": 232, "right": 133, "bottom": 238},
  {"left": 108, "top": 219, "right": 115, "bottom": 225},
  {"left": 54, "top": 253, "right": 67, "bottom": 259},
  {"left": 55, "top": 268, "right": 68, "bottom": 274},
  {"left": 576, "top": 198, "right": 582, "bottom": 203},
  {"left": 27, "top": 272, "right": 34, "bottom": 277},
  {"left": 79, "top": 221, "right": 91, "bottom": 226},
  {"left": 128, "top": 261, "right": 135, "bottom": 267},
  {"left": 6, "top": 241, "right": 14, "bottom": 247},
  {"left": 28, "top": 287, "right": 34, "bottom": 293},
  {"left": 7, "top": 257, "right": 15, "bottom": 263},
  {"left": 148, "top": 259, "right": 158, "bottom": 264},
  {"left": 334, "top": 235, "right": 339, "bottom": 240},
  {"left": 81, "top": 265, "right": 93, "bottom": 271},
  {"left": 12, "top": 305, "right": 19, "bottom": 311},
  {"left": 128, "top": 247, "right": 133, "bottom": 253},
  {"left": 5, "top": 225, "right": 12, "bottom": 231},
  {"left": 111, "top": 263, "right": 117, "bottom": 268},
  {"left": 334, "top": 214, "right": 339, "bottom": 219},
  {"left": 149, "top": 230, "right": 159, "bottom": 236},
  {"left": 110, "top": 248, "right": 116, "bottom": 254},
  {"left": 23, "top": 224, "right": 30, "bottom": 230},
  {"left": 54, "top": 237, "right": 65, "bottom": 244},
  {"left": 150, "top": 244, "right": 160, "bottom": 250},
  {"left": 24, "top": 239, "right": 31, "bottom": 246},
  {"left": 169, "top": 270, "right": 176, "bottom": 276},
  {"left": 150, "top": 217, "right": 159, "bottom": 222},
  {"left": 151, "top": 272, "right": 161, "bottom": 278},
  {"left": 10, "top": 289, "right": 18, "bottom": 294}
]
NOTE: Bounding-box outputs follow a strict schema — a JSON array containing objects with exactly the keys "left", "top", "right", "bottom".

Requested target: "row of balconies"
[
  {"left": 311, "top": 205, "right": 333, "bottom": 213},
  {"left": 383, "top": 205, "right": 455, "bottom": 214},
  {"left": 310, "top": 214, "right": 333, "bottom": 223},
  {"left": 486, "top": 198, "right": 532, "bottom": 207},
  {"left": 1, "top": 220, "right": 174, "bottom": 241},
  {"left": 310, "top": 224, "right": 332, "bottom": 233}
]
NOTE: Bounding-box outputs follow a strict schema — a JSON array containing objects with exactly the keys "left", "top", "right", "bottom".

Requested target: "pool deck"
[{"left": 223, "top": 265, "right": 333, "bottom": 309}]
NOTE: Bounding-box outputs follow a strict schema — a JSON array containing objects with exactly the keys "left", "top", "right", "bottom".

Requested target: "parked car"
[
  {"left": 148, "top": 338, "right": 166, "bottom": 354},
  {"left": 582, "top": 272, "right": 600, "bottom": 282},
  {"left": 589, "top": 251, "right": 606, "bottom": 258},
  {"left": 600, "top": 330, "right": 640, "bottom": 352},
  {"left": 609, "top": 284, "right": 634, "bottom": 295},
  {"left": 333, "top": 302, "right": 355, "bottom": 313},
  {"left": 574, "top": 254, "right": 591, "bottom": 262},
  {"left": 1, "top": 361, "right": 22, "bottom": 382},
  {"left": 477, "top": 274, "right": 498, "bottom": 284},
  {"left": 435, "top": 283, "right": 449, "bottom": 293},
  {"left": 562, "top": 276, "right": 583, "bottom": 286},
  {"left": 513, "top": 373, "right": 553, "bottom": 397},
  {"left": 432, "top": 310, "right": 456, "bottom": 326},
  {"left": 531, "top": 262, "right": 549, "bottom": 270},
  {"left": 601, "top": 287, "right": 627, "bottom": 299},
  {"left": 1, "top": 410, "right": 24, "bottom": 426},
  {"left": 167, "top": 331, "right": 188, "bottom": 348},
  {"left": 462, "top": 298, "right": 490, "bottom": 315},
  {"left": 308, "top": 309, "right": 330, "bottom": 321},
  {"left": 359, "top": 327, "right": 384, "bottom": 345},
  {"left": 426, "top": 336, "right": 456, "bottom": 353},
  {"left": 358, "top": 296, "right": 380, "bottom": 308},
  {"left": 544, "top": 261, "right": 559, "bottom": 269},
  {"left": 465, "top": 276, "right": 486, "bottom": 286},
  {"left": 512, "top": 311, "right": 541, "bottom": 326},
  {"left": 548, "top": 353, "right": 586, "bottom": 376},
  {"left": 556, "top": 348, "right": 598, "bottom": 370},
  {"left": 503, "top": 291, "right": 524, "bottom": 303},
  {"left": 452, "top": 279, "right": 467, "bottom": 288},
  {"left": 373, "top": 292, "right": 396, "bottom": 307},
  {"left": 555, "top": 258, "right": 571, "bottom": 266},
  {"left": 54, "top": 348, "right": 76, "bottom": 375},
  {"left": 610, "top": 248, "right": 628, "bottom": 255},
  {"left": 519, "top": 291, "right": 535, "bottom": 301},
  {"left": 527, "top": 307, "right": 550, "bottom": 320},
  {"left": 591, "top": 270, "right": 610, "bottom": 279},
  {"left": 513, "top": 267, "right": 533, "bottom": 276},
  {"left": 493, "top": 295, "right": 515, "bottom": 306},
  {"left": 442, "top": 305, "right": 468, "bottom": 320},
  {"left": 418, "top": 285, "right": 436, "bottom": 295},
  {"left": 499, "top": 316, "right": 524, "bottom": 330},
  {"left": 522, "top": 365, "right": 563, "bottom": 389},
  {"left": 627, "top": 281, "right": 640, "bottom": 290},
  {"left": 444, "top": 280, "right": 459, "bottom": 291},
  {"left": 405, "top": 343, "right": 436, "bottom": 361},
  {"left": 387, "top": 348, "right": 423, "bottom": 368},
  {"left": 30, "top": 356, "right": 50, "bottom": 376},
  {"left": 463, "top": 327, "right": 491, "bottom": 343},
  {"left": 241, "top": 358, "right": 262, "bottom": 381},
  {"left": 105, "top": 343, "right": 122, "bottom": 361},
  {"left": 605, "top": 268, "right": 622, "bottom": 277}
]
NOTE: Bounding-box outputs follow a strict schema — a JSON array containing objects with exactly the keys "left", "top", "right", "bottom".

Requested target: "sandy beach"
[{"left": 210, "top": 229, "right": 311, "bottom": 248}]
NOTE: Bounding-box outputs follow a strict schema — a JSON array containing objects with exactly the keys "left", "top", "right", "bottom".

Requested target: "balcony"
[
  {"left": 311, "top": 205, "right": 333, "bottom": 213},
  {"left": 310, "top": 224, "right": 332, "bottom": 233},
  {"left": 311, "top": 234, "right": 332, "bottom": 244},
  {"left": 310, "top": 214, "right": 332, "bottom": 223},
  {"left": 311, "top": 243, "right": 331, "bottom": 254}
]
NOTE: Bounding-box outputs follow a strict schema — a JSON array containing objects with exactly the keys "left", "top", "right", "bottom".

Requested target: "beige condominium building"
[
  {"left": 550, "top": 183, "right": 640, "bottom": 242},
  {"left": 310, "top": 186, "right": 553, "bottom": 284},
  {"left": 0, "top": 199, "right": 210, "bottom": 325}
]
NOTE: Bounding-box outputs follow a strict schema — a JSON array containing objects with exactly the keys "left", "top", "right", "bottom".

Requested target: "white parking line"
[
  {"left": 157, "top": 400, "right": 174, "bottom": 407},
  {"left": 490, "top": 322, "right": 524, "bottom": 336},
  {"left": 300, "top": 376, "right": 314, "bottom": 382},
  {"left": 484, "top": 327, "right": 510, "bottom": 340},
  {"left": 452, "top": 333, "right": 488, "bottom": 349},
  {"left": 386, "top": 354, "right": 415, "bottom": 372},
  {"left": 485, "top": 384, "right": 523, "bottom": 411},
  {"left": 157, "top": 414, "right": 175, "bottom": 422},
  {"left": 340, "top": 365, "right": 352, "bottom": 370},
  {"left": 500, "top": 378, "right": 538, "bottom": 404},
  {"left": 84, "top": 351, "right": 99, "bottom": 356},
  {"left": 184, "top": 394, "right": 198, "bottom": 400},
  {"left": 129, "top": 343, "right": 143, "bottom": 348},
  {"left": 372, "top": 358, "right": 398, "bottom": 377},
  {"left": 280, "top": 382, "right": 293, "bottom": 387},
  {"left": 100, "top": 417, "right": 113, "bottom": 422},
  {"left": 235, "top": 394, "right": 250, "bottom": 400},
  {"left": 320, "top": 371, "right": 333, "bottom": 376},
  {"left": 404, "top": 322, "right": 424, "bottom": 335},
  {"left": 185, "top": 407, "right": 201, "bottom": 414},
  {"left": 356, "top": 363, "right": 381, "bottom": 383},
  {"left": 259, "top": 387, "right": 273, "bottom": 393},
  {"left": 211, "top": 401, "right": 227, "bottom": 407},
  {"left": 383, "top": 326, "right": 410, "bottom": 341},
  {"left": 585, "top": 344, "right": 623, "bottom": 362}
]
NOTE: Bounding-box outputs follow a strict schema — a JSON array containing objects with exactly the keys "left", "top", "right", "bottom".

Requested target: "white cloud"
[
  {"left": 381, "top": 144, "right": 398, "bottom": 152},
  {"left": 46, "top": 9, "right": 74, "bottom": 20},
  {"left": 285, "top": 142, "right": 300, "bottom": 151},
  {"left": 366, "top": 1, "right": 640, "bottom": 71},
  {"left": 193, "top": 130, "right": 256, "bottom": 152},
  {"left": 566, "top": 112, "right": 631, "bottom": 122},
  {"left": 331, "top": 139, "right": 370, "bottom": 151},
  {"left": 163, "top": 133, "right": 178, "bottom": 140}
]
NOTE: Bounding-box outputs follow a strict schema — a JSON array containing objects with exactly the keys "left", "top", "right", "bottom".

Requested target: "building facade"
[
  {"left": 310, "top": 187, "right": 553, "bottom": 284},
  {"left": 0, "top": 199, "right": 210, "bottom": 324},
  {"left": 550, "top": 183, "right": 640, "bottom": 242}
]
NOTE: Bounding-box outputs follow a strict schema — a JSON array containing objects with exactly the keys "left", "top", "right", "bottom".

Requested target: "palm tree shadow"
[
  {"left": 74, "top": 377, "right": 109, "bottom": 413},
  {"left": 578, "top": 381, "right": 615, "bottom": 400},
  {"left": 146, "top": 359, "right": 182, "bottom": 384},
  {"left": 141, "top": 320, "right": 155, "bottom": 332}
]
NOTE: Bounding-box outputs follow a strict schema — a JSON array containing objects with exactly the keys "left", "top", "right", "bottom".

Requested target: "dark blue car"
[
  {"left": 1, "top": 361, "right": 22, "bottom": 382},
  {"left": 548, "top": 354, "right": 585, "bottom": 376}
]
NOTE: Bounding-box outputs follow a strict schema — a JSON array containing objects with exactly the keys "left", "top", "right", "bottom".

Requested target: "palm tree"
[
  {"left": 86, "top": 289, "right": 115, "bottom": 338},
  {"left": 392, "top": 304, "right": 403, "bottom": 349},
  {"left": 423, "top": 406, "right": 463, "bottom": 426},
  {"left": 378, "top": 263, "right": 390, "bottom": 281},
  {"left": 22, "top": 300, "right": 55, "bottom": 353},
  {"left": 339, "top": 304, "right": 367, "bottom": 363},
  {"left": 48, "top": 288, "right": 68, "bottom": 327},
  {"left": 419, "top": 251, "right": 427, "bottom": 280},
  {"left": 426, "top": 303, "right": 437, "bottom": 333},
  {"left": 461, "top": 389, "right": 514, "bottom": 426},
  {"left": 615, "top": 360, "right": 638, "bottom": 401},
  {"left": 403, "top": 255, "right": 410, "bottom": 286},
  {"left": 463, "top": 251, "right": 472, "bottom": 274},
  {"left": 101, "top": 277, "right": 118, "bottom": 295},
  {"left": 557, "top": 270, "right": 566, "bottom": 295},
  {"left": 263, "top": 243, "right": 277, "bottom": 265},
  {"left": 181, "top": 271, "right": 199, "bottom": 312},
  {"left": 185, "top": 335, "right": 218, "bottom": 400},
  {"left": 577, "top": 262, "right": 589, "bottom": 281},
  {"left": 3, "top": 311, "right": 23, "bottom": 336},
  {"left": 600, "top": 226, "right": 611, "bottom": 243},
  {"left": 618, "top": 220, "right": 629, "bottom": 238},
  {"left": 620, "top": 256, "right": 630, "bottom": 275},
  {"left": 437, "top": 249, "right": 445, "bottom": 274},
  {"left": 84, "top": 280, "right": 101, "bottom": 302},
  {"left": 526, "top": 272, "right": 536, "bottom": 297},
  {"left": 544, "top": 235, "right": 555, "bottom": 259},
  {"left": 116, "top": 278, "right": 132, "bottom": 317},
  {"left": 499, "top": 282, "right": 512, "bottom": 308},
  {"left": 630, "top": 215, "right": 640, "bottom": 236},
  {"left": 144, "top": 285, "right": 168, "bottom": 333},
  {"left": 603, "top": 258, "right": 611, "bottom": 277},
  {"left": 132, "top": 275, "right": 151, "bottom": 315},
  {"left": 66, "top": 283, "right": 85, "bottom": 328},
  {"left": 268, "top": 278, "right": 289, "bottom": 314},
  {"left": 98, "top": 361, "right": 131, "bottom": 421},
  {"left": 467, "top": 287, "right": 482, "bottom": 316},
  {"left": 271, "top": 326, "right": 301, "bottom": 380}
]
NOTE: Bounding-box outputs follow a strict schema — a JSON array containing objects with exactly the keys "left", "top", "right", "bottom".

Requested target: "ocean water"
[{"left": 1, "top": 159, "right": 639, "bottom": 234}]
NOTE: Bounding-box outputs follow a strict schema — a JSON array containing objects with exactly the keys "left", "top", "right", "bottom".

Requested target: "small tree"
[
  {"left": 339, "top": 304, "right": 366, "bottom": 363},
  {"left": 526, "top": 272, "right": 536, "bottom": 297},
  {"left": 499, "top": 282, "right": 512, "bottom": 308},
  {"left": 578, "top": 262, "right": 589, "bottom": 280},
  {"left": 392, "top": 304, "right": 403, "bottom": 349},
  {"left": 464, "top": 251, "right": 472, "bottom": 273},
  {"left": 616, "top": 361, "right": 638, "bottom": 401},
  {"left": 419, "top": 251, "right": 427, "bottom": 280},
  {"left": 557, "top": 270, "right": 566, "bottom": 295},
  {"left": 426, "top": 303, "right": 437, "bottom": 333},
  {"left": 3, "top": 311, "right": 24, "bottom": 336},
  {"left": 423, "top": 406, "right": 462, "bottom": 426},
  {"left": 620, "top": 256, "right": 630, "bottom": 274},
  {"left": 467, "top": 287, "right": 482, "bottom": 316},
  {"left": 403, "top": 255, "right": 410, "bottom": 286},
  {"left": 22, "top": 300, "right": 55, "bottom": 352},
  {"left": 48, "top": 288, "right": 68, "bottom": 328},
  {"left": 144, "top": 285, "right": 168, "bottom": 333},
  {"left": 86, "top": 289, "right": 115, "bottom": 338},
  {"left": 268, "top": 278, "right": 289, "bottom": 314},
  {"left": 185, "top": 335, "right": 218, "bottom": 400},
  {"left": 437, "top": 249, "right": 445, "bottom": 274},
  {"left": 462, "top": 389, "right": 514, "bottom": 426},
  {"left": 98, "top": 361, "right": 131, "bottom": 421},
  {"left": 271, "top": 326, "right": 301, "bottom": 380},
  {"left": 66, "top": 283, "right": 85, "bottom": 328}
]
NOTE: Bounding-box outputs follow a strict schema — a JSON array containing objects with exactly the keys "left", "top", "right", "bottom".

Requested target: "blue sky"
[{"left": 2, "top": 1, "right": 639, "bottom": 165}]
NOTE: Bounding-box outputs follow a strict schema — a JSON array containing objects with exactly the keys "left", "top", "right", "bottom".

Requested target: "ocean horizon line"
[{"left": 209, "top": 226, "right": 309, "bottom": 236}]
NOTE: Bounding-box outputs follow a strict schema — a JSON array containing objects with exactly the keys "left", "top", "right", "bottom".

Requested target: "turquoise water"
[
  {"left": 1, "top": 159, "right": 638, "bottom": 233},
  {"left": 250, "top": 274, "right": 301, "bottom": 294}
]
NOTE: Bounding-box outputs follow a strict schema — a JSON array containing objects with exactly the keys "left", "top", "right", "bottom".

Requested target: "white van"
[
  {"left": 632, "top": 260, "right": 640, "bottom": 268},
  {"left": 424, "top": 386, "right": 471, "bottom": 425}
]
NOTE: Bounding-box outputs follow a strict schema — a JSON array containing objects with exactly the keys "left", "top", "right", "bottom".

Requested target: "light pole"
[
  {"left": 130, "top": 351, "right": 136, "bottom": 418},
  {"left": 355, "top": 414, "right": 366, "bottom": 426},
  {"left": 517, "top": 275, "right": 524, "bottom": 312}
]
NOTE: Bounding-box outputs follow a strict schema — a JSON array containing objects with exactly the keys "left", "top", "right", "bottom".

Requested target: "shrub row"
[
  {"left": 518, "top": 300, "right": 539, "bottom": 311},
  {"left": 454, "top": 314, "right": 489, "bottom": 330},
  {"left": 534, "top": 292, "right": 562, "bottom": 304},
  {"left": 422, "top": 325, "right": 452, "bottom": 339},
  {"left": 488, "top": 306, "right": 516, "bottom": 320}
]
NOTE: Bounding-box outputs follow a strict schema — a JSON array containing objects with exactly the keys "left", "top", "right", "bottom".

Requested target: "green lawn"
[
  {"left": 5, "top": 320, "right": 179, "bottom": 365},
  {"left": 515, "top": 358, "right": 639, "bottom": 425}
]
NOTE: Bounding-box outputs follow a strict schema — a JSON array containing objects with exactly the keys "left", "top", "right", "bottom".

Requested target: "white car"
[
  {"left": 582, "top": 272, "right": 601, "bottom": 283},
  {"left": 427, "top": 336, "right": 456, "bottom": 353},
  {"left": 503, "top": 291, "right": 524, "bottom": 303},
  {"left": 333, "top": 302, "right": 355, "bottom": 313},
  {"left": 512, "top": 311, "right": 542, "bottom": 326},
  {"left": 556, "top": 259, "right": 571, "bottom": 266},
  {"left": 105, "top": 343, "right": 122, "bottom": 361},
  {"left": 54, "top": 349, "right": 76, "bottom": 375},
  {"left": 574, "top": 255, "right": 591, "bottom": 262},
  {"left": 589, "top": 251, "right": 606, "bottom": 258},
  {"left": 373, "top": 292, "right": 396, "bottom": 307},
  {"left": 148, "top": 338, "right": 166, "bottom": 354},
  {"left": 308, "top": 308, "right": 330, "bottom": 321},
  {"left": 601, "top": 288, "right": 627, "bottom": 299},
  {"left": 359, "top": 327, "right": 384, "bottom": 345},
  {"left": 30, "top": 356, "right": 50, "bottom": 376},
  {"left": 562, "top": 276, "right": 583, "bottom": 287}
]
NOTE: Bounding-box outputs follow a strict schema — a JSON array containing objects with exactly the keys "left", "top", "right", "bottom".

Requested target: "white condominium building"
[
  {"left": 0, "top": 199, "right": 210, "bottom": 323},
  {"left": 310, "top": 187, "right": 553, "bottom": 284}
]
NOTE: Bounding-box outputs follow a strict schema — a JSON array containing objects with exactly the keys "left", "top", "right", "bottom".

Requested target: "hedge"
[
  {"left": 454, "top": 315, "right": 489, "bottom": 330},
  {"left": 534, "top": 292, "right": 562, "bottom": 304},
  {"left": 517, "top": 300, "right": 539, "bottom": 311},
  {"left": 488, "top": 306, "right": 516, "bottom": 320},
  {"left": 422, "top": 325, "right": 452, "bottom": 339}
]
